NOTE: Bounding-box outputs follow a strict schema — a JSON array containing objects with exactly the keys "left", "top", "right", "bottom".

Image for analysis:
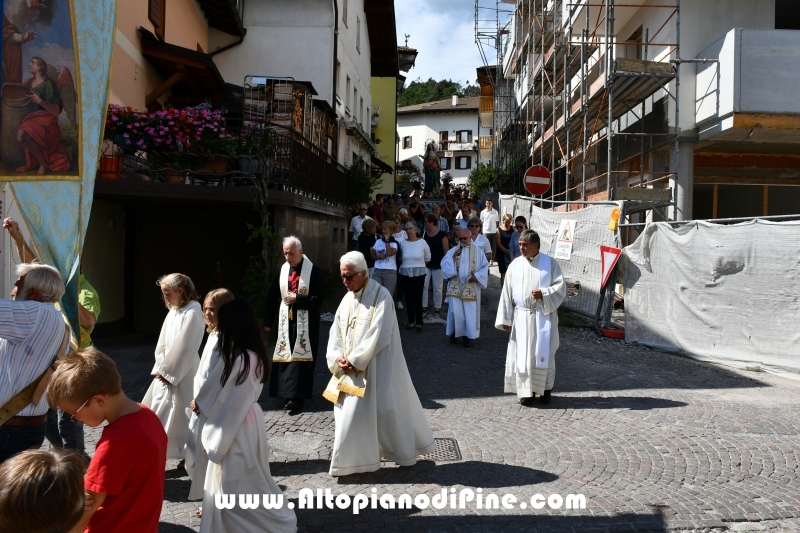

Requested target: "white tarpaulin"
[
  {"left": 622, "top": 220, "right": 800, "bottom": 375},
  {"left": 499, "top": 195, "right": 621, "bottom": 318}
]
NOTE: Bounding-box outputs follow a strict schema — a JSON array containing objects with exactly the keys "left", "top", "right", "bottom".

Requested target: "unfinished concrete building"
[{"left": 476, "top": 0, "right": 800, "bottom": 221}]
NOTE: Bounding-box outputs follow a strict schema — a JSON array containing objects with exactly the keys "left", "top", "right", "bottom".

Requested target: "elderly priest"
[
  {"left": 325, "top": 251, "right": 435, "bottom": 476},
  {"left": 495, "top": 229, "right": 567, "bottom": 406},
  {"left": 264, "top": 236, "right": 323, "bottom": 415},
  {"left": 440, "top": 226, "right": 489, "bottom": 347}
]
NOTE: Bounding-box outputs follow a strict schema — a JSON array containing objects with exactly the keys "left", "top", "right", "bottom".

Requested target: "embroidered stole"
[
  {"left": 512, "top": 254, "right": 553, "bottom": 372},
  {"left": 273, "top": 256, "right": 314, "bottom": 363},
  {"left": 323, "top": 280, "right": 382, "bottom": 404},
  {"left": 445, "top": 245, "right": 479, "bottom": 301}
]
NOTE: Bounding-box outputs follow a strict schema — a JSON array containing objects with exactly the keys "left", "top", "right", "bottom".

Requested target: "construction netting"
[
  {"left": 499, "top": 195, "right": 621, "bottom": 318},
  {"left": 621, "top": 220, "right": 800, "bottom": 375}
]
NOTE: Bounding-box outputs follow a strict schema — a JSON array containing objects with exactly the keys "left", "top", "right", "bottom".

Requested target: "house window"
[
  {"left": 360, "top": 97, "right": 364, "bottom": 127},
  {"left": 776, "top": 0, "right": 800, "bottom": 29},
  {"left": 439, "top": 130, "right": 449, "bottom": 149},
  {"left": 335, "top": 61, "right": 341, "bottom": 101},
  {"left": 403, "top": 136, "right": 412, "bottom": 149},
  {"left": 354, "top": 88, "right": 358, "bottom": 120},
  {"left": 148, "top": 0, "right": 166, "bottom": 40},
  {"left": 343, "top": 0, "right": 348, "bottom": 26},
  {"left": 456, "top": 156, "right": 472, "bottom": 169},
  {"left": 333, "top": 227, "right": 338, "bottom": 243},
  {"left": 457, "top": 130, "right": 473, "bottom": 143},
  {"left": 441, "top": 157, "right": 451, "bottom": 170},
  {"left": 356, "top": 17, "right": 361, "bottom": 52},
  {"left": 346, "top": 76, "right": 351, "bottom": 112}
]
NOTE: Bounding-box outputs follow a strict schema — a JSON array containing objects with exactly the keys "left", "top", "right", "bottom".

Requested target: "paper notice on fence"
[{"left": 553, "top": 219, "right": 576, "bottom": 260}]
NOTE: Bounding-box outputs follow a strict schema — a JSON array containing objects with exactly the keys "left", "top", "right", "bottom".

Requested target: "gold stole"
[
  {"left": 323, "top": 281, "right": 382, "bottom": 404},
  {"left": 273, "top": 256, "right": 314, "bottom": 363},
  {"left": 445, "top": 245, "right": 479, "bottom": 301}
]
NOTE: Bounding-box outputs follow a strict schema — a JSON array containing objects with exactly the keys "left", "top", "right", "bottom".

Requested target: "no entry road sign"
[{"left": 523, "top": 165, "right": 551, "bottom": 196}]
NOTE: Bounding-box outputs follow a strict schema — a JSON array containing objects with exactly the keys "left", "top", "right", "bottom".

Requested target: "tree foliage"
[
  {"left": 346, "top": 162, "right": 382, "bottom": 210},
  {"left": 399, "top": 78, "right": 481, "bottom": 107},
  {"left": 468, "top": 163, "right": 496, "bottom": 197}
]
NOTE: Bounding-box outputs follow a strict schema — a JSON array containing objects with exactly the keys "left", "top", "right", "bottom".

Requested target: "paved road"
[{"left": 83, "top": 275, "right": 800, "bottom": 533}]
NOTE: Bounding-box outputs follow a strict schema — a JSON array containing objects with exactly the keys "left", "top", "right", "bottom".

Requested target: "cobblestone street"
[{"left": 84, "top": 272, "right": 800, "bottom": 533}]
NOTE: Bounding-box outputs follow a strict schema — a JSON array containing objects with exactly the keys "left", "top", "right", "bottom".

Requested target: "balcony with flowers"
[{"left": 96, "top": 78, "right": 349, "bottom": 212}]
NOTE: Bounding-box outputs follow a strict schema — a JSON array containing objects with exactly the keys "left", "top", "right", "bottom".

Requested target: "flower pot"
[
  {"left": 196, "top": 157, "right": 229, "bottom": 174},
  {"left": 237, "top": 156, "right": 260, "bottom": 174},
  {"left": 163, "top": 170, "right": 186, "bottom": 184},
  {"left": 98, "top": 154, "right": 123, "bottom": 180}
]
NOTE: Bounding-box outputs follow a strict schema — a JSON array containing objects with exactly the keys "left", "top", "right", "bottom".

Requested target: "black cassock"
[{"left": 264, "top": 259, "right": 323, "bottom": 400}]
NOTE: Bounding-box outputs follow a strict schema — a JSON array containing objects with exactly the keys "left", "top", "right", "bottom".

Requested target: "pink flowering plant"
[{"left": 104, "top": 104, "right": 237, "bottom": 169}]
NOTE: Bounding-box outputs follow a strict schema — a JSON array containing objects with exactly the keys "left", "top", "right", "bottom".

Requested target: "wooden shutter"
[
  {"left": 467, "top": 130, "right": 473, "bottom": 142},
  {"left": 466, "top": 156, "right": 472, "bottom": 168},
  {"left": 439, "top": 131, "right": 448, "bottom": 150},
  {"left": 149, "top": 0, "right": 165, "bottom": 39}
]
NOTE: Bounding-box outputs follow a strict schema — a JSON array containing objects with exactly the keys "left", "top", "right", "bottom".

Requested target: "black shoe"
[
  {"left": 285, "top": 399, "right": 304, "bottom": 414},
  {"left": 520, "top": 394, "right": 536, "bottom": 407},
  {"left": 540, "top": 390, "right": 552, "bottom": 405},
  {"left": 449, "top": 332, "right": 457, "bottom": 343},
  {"left": 463, "top": 337, "right": 471, "bottom": 347},
  {"left": 283, "top": 399, "right": 292, "bottom": 410}
]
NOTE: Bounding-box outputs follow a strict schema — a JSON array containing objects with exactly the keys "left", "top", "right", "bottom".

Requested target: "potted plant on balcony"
[
  {"left": 100, "top": 104, "right": 141, "bottom": 179},
  {"left": 236, "top": 126, "right": 276, "bottom": 176}
]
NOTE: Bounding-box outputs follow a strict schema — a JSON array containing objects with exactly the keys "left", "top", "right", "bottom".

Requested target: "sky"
[{"left": 394, "top": 0, "right": 487, "bottom": 87}]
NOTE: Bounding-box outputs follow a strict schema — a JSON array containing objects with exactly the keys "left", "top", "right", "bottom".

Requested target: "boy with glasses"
[{"left": 48, "top": 348, "right": 167, "bottom": 533}]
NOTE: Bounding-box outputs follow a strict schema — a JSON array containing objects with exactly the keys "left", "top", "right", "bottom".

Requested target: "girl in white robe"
[
  {"left": 143, "top": 273, "right": 205, "bottom": 462},
  {"left": 194, "top": 298, "right": 297, "bottom": 533},
  {"left": 185, "top": 288, "right": 235, "bottom": 506}
]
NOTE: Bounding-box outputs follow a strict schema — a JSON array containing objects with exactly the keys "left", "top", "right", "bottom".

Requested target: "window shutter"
[
  {"left": 466, "top": 156, "right": 472, "bottom": 168},
  {"left": 149, "top": 0, "right": 165, "bottom": 39},
  {"left": 467, "top": 131, "right": 473, "bottom": 143}
]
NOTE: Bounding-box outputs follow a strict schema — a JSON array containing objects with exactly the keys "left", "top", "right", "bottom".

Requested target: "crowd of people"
[{"left": 0, "top": 197, "right": 569, "bottom": 532}]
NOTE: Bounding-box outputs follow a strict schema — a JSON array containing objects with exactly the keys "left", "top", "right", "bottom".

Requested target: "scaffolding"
[{"left": 476, "top": 0, "right": 681, "bottom": 221}]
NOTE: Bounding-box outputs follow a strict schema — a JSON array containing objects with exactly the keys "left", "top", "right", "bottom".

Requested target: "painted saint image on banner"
[{"left": 1, "top": 0, "right": 79, "bottom": 180}]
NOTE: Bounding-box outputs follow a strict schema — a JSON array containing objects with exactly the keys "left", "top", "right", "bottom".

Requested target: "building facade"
[
  {"left": 79, "top": 0, "right": 399, "bottom": 334},
  {"left": 480, "top": 0, "right": 800, "bottom": 221},
  {"left": 397, "top": 96, "right": 490, "bottom": 188}
]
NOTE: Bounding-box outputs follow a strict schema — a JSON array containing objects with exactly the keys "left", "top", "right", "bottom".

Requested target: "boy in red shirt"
[{"left": 48, "top": 347, "right": 167, "bottom": 533}]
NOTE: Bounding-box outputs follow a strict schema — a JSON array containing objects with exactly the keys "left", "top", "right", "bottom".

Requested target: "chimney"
[{"left": 452, "top": 95, "right": 458, "bottom": 107}]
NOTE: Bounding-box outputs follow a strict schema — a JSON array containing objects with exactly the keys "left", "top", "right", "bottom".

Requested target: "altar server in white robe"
[
  {"left": 441, "top": 226, "right": 489, "bottom": 347},
  {"left": 325, "top": 251, "right": 436, "bottom": 477},
  {"left": 143, "top": 273, "right": 205, "bottom": 461},
  {"left": 185, "top": 288, "right": 234, "bottom": 505},
  {"left": 495, "top": 229, "right": 566, "bottom": 406},
  {"left": 193, "top": 298, "right": 297, "bottom": 533}
]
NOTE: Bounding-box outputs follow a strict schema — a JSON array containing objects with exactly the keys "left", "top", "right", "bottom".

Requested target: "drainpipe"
[
  {"left": 209, "top": 0, "right": 247, "bottom": 56},
  {"left": 332, "top": 0, "right": 339, "bottom": 107}
]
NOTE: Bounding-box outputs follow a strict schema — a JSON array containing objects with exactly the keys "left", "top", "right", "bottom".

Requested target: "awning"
[
  {"left": 139, "top": 28, "right": 231, "bottom": 107},
  {"left": 371, "top": 156, "right": 393, "bottom": 174}
]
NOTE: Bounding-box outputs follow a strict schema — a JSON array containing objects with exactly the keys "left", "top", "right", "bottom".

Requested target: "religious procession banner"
[{"left": 1, "top": 0, "right": 117, "bottom": 335}]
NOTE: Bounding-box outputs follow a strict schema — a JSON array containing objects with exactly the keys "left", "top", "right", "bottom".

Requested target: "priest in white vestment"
[
  {"left": 441, "top": 227, "right": 489, "bottom": 347},
  {"left": 193, "top": 299, "right": 297, "bottom": 533},
  {"left": 495, "top": 229, "right": 566, "bottom": 406},
  {"left": 325, "top": 252, "right": 436, "bottom": 476},
  {"left": 143, "top": 275, "right": 205, "bottom": 460}
]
